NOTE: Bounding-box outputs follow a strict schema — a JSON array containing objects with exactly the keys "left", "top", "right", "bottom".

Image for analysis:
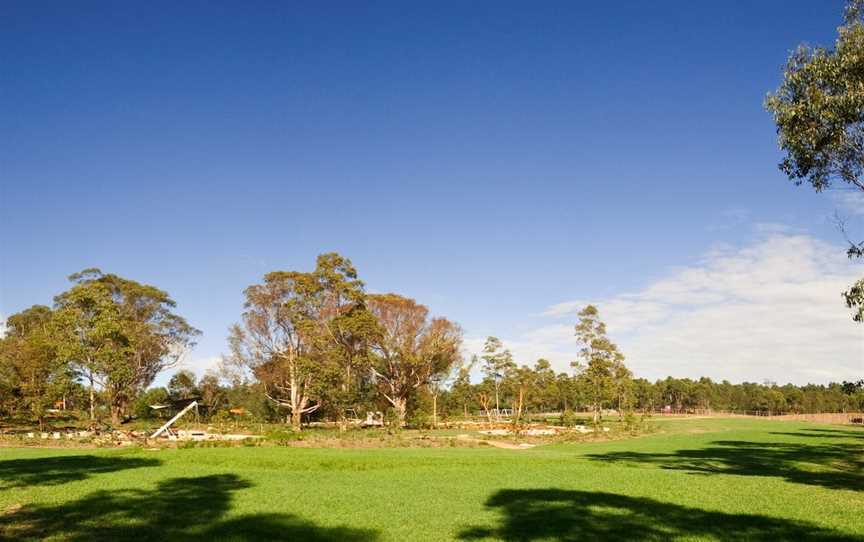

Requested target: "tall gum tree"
[
  {"left": 307, "top": 253, "right": 378, "bottom": 420},
  {"left": 571, "top": 305, "right": 629, "bottom": 424},
  {"left": 225, "top": 253, "right": 375, "bottom": 429},
  {"left": 53, "top": 269, "right": 199, "bottom": 425},
  {"left": 367, "top": 293, "right": 462, "bottom": 426},
  {"left": 480, "top": 337, "right": 516, "bottom": 421},
  {"left": 226, "top": 271, "right": 322, "bottom": 429}
]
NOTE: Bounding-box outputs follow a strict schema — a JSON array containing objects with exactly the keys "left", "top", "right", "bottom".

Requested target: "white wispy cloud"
[
  {"left": 177, "top": 355, "right": 222, "bottom": 377},
  {"left": 469, "top": 232, "right": 864, "bottom": 385}
]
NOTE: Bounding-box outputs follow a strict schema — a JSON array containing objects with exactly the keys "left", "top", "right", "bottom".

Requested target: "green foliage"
[
  {"left": 479, "top": 337, "right": 516, "bottom": 417},
  {"left": 560, "top": 409, "right": 577, "bottom": 427},
  {"left": 167, "top": 370, "right": 199, "bottom": 401},
  {"left": 222, "top": 383, "right": 280, "bottom": 422},
  {"left": 367, "top": 293, "right": 463, "bottom": 425},
  {"left": 383, "top": 408, "right": 403, "bottom": 430},
  {"left": 623, "top": 411, "right": 641, "bottom": 435},
  {"left": 51, "top": 269, "right": 200, "bottom": 424},
  {"left": 571, "top": 305, "right": 631, "bottom": 423},
  {"left": 766, "top": 1, "right": 864, "bottom": 193},
  {"left": 133, "top": 388, "right": 169, "bottom": 419},
  {"left": 225, "top": 253, "right": 378, "bottom": 429},
  {"left": 263, "top": 427, "right": 305, "bottom": 445},
  {"left": 0, "top": 305, "right": 75, "bottom": 426},
  {"left": 446, "top": 361, "right": 475, "bottom": 418},
  {"left": 197, "top": 373, "right": 227, "bottom": 415},
  {"left": 406, "top": 388, "right": 435, "bottom": 429},
  {"left": 844, "top": 277, "right": 864, "bottom": 322},
  {"left": 435, "top": 368, "right": 862, "bottom": 421}
]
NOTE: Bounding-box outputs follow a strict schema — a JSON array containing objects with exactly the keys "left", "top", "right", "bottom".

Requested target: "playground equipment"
[{"left": 149, "top": 401, "right": 198, "bottom": 439}]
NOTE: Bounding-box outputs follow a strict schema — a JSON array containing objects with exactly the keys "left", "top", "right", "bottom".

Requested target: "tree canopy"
[
  {"left": 367, "top": 293, "right": 463, "bottom": 425},
  {"left": 52, "top": 269, "right": 199, "bottom": 424}
]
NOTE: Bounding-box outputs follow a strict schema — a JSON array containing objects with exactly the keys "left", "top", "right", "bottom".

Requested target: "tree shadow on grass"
[
  {"left": 0, "top": 455, "right": 161, "bottom": 489},
  {"left": 458, "top": 489, "right": 862, "bottom": 541},
  {"left": 0, "top": 473, "right": 379, "bottom": 541},
  {"left": 769, "top": 427, "right": 864, "bottom": 440},
  {"left": 586, "top": 439, "right": 864, "bottom": 492}
]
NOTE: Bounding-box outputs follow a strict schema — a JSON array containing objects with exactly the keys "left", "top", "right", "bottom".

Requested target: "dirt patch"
[{"left": 455, "top": 434, "right": 535, "bottom": 450}]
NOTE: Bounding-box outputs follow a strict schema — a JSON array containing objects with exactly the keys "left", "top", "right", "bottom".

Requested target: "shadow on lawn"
[
  {"left": 0, "top": 455, "right": 161, "bottom": 489},
  {"left": 586, "top": 438, "right": 864, "bottom": 492},
  {"left": 0, "top": 473, "right": 379, "bottom": 541},
  {"left": 770, "top": 428, "right": 864, "bottom": 440},
  {"left": 458, "top": 489, "right": 862, "bottom": 541}
]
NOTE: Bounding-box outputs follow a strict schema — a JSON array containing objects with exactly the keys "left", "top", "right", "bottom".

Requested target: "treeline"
[
  {"left": 132, "top": 354, "right": 864, "bottom": 427},
  {"left": 138, "top": 368, "right": 864, "bottom": 427},
  {"left": 0, "top": 255, "right": 463, "bottom": 429},
  {"left": 2, "top": 255, "right": 862, "bottom": 430}
]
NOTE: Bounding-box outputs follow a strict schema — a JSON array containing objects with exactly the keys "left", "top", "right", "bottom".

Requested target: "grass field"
[{"left": 0, "top": 418, "right": 862, "bottom": 541}]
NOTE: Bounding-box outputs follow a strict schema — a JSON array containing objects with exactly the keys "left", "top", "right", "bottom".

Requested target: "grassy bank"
[{"left": 0, "top": 418, "right": 861, "bottom": 541}]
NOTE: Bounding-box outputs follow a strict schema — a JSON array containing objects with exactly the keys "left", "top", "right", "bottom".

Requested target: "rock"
[{"left": 523, "top": 428, "right": 556, "bottom": 436}]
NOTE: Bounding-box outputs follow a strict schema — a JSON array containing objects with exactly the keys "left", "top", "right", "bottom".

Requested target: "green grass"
[{"left": 0, "top": 418, "right": 862, "bottom": 541}]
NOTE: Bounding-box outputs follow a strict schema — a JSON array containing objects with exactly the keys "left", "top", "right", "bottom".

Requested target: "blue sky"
[{"left": 1, "top": 1, "right": 861, "bottom": 385}]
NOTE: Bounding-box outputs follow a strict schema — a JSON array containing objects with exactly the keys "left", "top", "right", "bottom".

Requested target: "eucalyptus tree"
[
  {"left": 480, "top": 336, "right": 516, "bottom": 420},
  {"left": 448, "top": 356, "right": 476, "bottom": 418},
  {"left": 226, "top": 253, "right": 375, "bottom": 429},
  {"left": 766, "top": 0, "right": 864, "bottom": 321},
  {"left": 306, "top": 253, "right": 379, "bottom": 420},
  {"left": 0, "top": 305, "right": 71, "bottom": 428},
  {"left": 529, "top": 358, "right": 558, "bottom": 412},
  {"left": 226, "top": 270, "right": 323, "bottom": 428},
  {"left": 506, "top": 365, "right": 537, "bottom": 424},
  {"left": 168, "top": 370, "right": 199, "bottom": 400},
  {"left": 52, "top": 269, "right": 199, "bottom": 425},
  {"left": 571, "top": 305, "right": 629, "bottom": 424},
  {"left": 367, "top": 293, "right": 462, "bottom": 425},
  {"left": 198, "top": 373, "right": 226, "bottom": 413}
]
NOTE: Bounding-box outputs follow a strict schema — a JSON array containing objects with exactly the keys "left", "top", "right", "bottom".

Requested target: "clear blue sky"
[{"left": 2, "top": 1, "right": 860, "bottom": 384}]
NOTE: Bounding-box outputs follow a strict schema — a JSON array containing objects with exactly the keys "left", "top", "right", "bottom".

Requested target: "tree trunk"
[
  {"left": 432, "top": 393, "right": 438, "bottom": 428},
  {"left": 479, "top": 395, "right": 493, "bottom": 425},
  {"left": 111, "top": 404, "right": 122, "bottom": 426},
  {"left": 393, "top": 396, "right": 407, "bottom": 426},
  {"left": 514, "top": 388, "right": 524, "bottom": 425},
  {"left": 290, "top": 409, "right": 302, "bottom": 430},
  {"left": 89, "top": 373, "right": 95, "bottom": 421}
]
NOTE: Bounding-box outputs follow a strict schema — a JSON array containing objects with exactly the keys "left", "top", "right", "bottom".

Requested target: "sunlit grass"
[{"left": 0, "top": 418, "right": 862, "bottom": 541}]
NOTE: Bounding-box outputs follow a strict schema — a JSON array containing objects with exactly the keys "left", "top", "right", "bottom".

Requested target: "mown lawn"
[{"left": 0, "top": 418, "right": 862, "bottom": 541}]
